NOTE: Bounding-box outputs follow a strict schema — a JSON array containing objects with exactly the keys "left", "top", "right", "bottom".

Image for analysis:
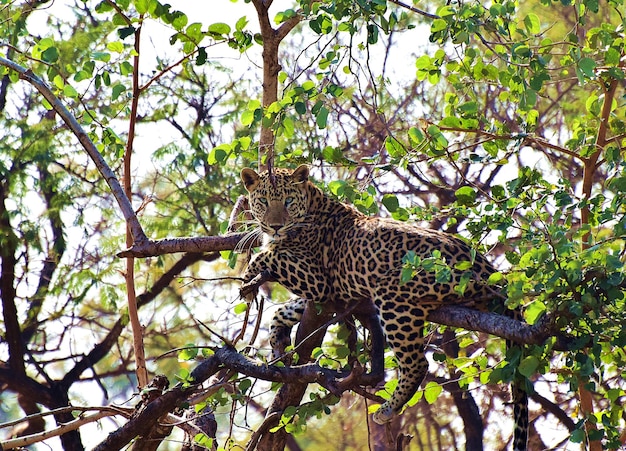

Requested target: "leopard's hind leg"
[{"left": 371, "top": 293, "right": 434, "bottom": 424}]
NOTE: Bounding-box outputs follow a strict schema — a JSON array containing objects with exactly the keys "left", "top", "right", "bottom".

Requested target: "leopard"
[{"left": 239, "top": 165, "right": 528, "bottom": 450}]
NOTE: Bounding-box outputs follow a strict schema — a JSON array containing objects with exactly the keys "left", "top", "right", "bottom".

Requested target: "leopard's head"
[{"left": 241, "top": 165, "right": 310, "bottom": 242}]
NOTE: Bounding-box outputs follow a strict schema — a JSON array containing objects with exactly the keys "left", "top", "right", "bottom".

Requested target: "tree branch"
[
  {"left": 428, "top": 305, "right": 571, "bottom": 350},
  {"left": 1, "top": 407, "right": 132, "bottom": 450},
  {"left": 116, "top": 233, "right": 251, "bottom": 258}
]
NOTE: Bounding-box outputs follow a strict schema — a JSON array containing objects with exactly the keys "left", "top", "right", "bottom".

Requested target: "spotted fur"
[{"left": 239, "top": 165, "right": 527, "bottom": 450}]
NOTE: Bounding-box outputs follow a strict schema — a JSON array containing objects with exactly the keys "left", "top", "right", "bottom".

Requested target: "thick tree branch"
[
  {"left": 117, "top": 233, "right": 251, "bottom": 258},
  {"left": 0, "top": 182, "right": 25, "bottom": 377},
  {"left": 427, "top": 305, "right": 570, "bottom": 350},
  {"left": 250, "top": 0, "right": 302, "bottom": 173}
]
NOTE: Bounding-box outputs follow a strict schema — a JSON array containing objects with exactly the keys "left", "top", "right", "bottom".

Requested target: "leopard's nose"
[{"left": 269, "top": 224, "right": 282, "bottom": 233}]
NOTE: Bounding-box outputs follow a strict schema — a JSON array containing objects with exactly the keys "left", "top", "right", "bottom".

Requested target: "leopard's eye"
[
  {"left": 259, "top": 197, "right": 268, "bottom": 205},
  {"left": 284, "top": 196, "right": 294, "bottom": 207}
]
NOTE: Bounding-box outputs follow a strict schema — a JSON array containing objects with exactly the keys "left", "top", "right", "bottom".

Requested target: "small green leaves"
[
  {"left": 111, "top": 83, "right": 126, "bottom": 101},
  {"left": 106, "top": 41, "right": 124, "bottom": 53},
  {"left": 63, "top": 84, "right": 79, "bottom": 98},
  {"left": 134, "top": 0, "right": 155, "bottom": 15},
  {"left": 178, "top": 345, "right": 198, "bottom": 361},
  {"left": 384, "top": 137, "right": 406, "bottom": 159},
  {"left": 274, "top": 9, "right": 297, "bottom": 25}
]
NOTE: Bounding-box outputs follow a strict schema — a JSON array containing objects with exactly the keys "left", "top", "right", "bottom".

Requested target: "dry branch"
[{"left": 1, "top": 408, "right": 131, "bottom": 450}]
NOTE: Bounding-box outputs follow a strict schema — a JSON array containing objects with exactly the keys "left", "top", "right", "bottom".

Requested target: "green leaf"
[
  {"left": 117, "top": 26, "right": 136, "bottom": 39},
  {"left": 458, "top": 101, "right": 477, "bottom": 114},
  {"left": 241, "top": 109, "right": 255, "bottom": 126},
  {"left": 281, "top": 116, "right": 295, "bottom": 137},
  {"left": 53, "top": 74, "right": 65, "bottom": 89},
  {"left": 415, "top": 55, "right": 431, "bottom": 69},
  {"left": 209, "top": 22, "right": 231, "bottom": 36},
  {"left": 454, "top": 260, "right": 473, "bottom": 271},
  {"left": 518, "top": 355, "right": 539, "bottom": 377},
  {"left": 427, "top": 124, "right": 448, "bottom": 149},
  {"left": 578, "top": 57, "right": 596, "bottom": 78},
  {"left": 134, "top": 0, "right": 154, "bottom": 15},
  {"left": 523, "top": 13, "right": 540, "bottom": 34},
  {"left": 239, "top": 378, "right": 252, "bottom": 393},
  {"left": 178, "top": 345, "right": 198, "bottom": 361},
  {"left": 239, "top": 136, "right": 252, "bottom": 150},
  {"left": 423, "top": 381, "right": 442, "bottom": 404},
  {"left": 63, "top": 84, "right": 79, "bottom": 98},
  {"left": 107, "top": 41, "right": 124, "bottom": 53},
  {"left": 92, "top": 52, "right": 111, "bottom": 62},
  {"left": 519, "top": 88, "right": 537, "bottom": 110},
  {"left": 487, "top": 272, "right": 505, "bottom": 285},
  {"left": 111, "top": 83, "right": 126, "bottom": 101},
  {"left": 529, "top": 71, "right": 550, "bottom": 91},
  {"left": 384, "top": 137, "right": 406, "bottom": 158},
  {"left": 294, "top": 101, "right": 306, "bottom": 115},
  {"left": 525, "top": 300, "right": 546, "bottom": 324},
  {"left": 37, "top": 37, "right": 55, "bottom": 50},
  {"left": 236, "top": 16, "right": 248, "bottom": 32},
  {"left": 455, "top": 186, "right": 477, "bottom": 205},
  {"left": 431, "top": 18, "right": 448, "bottom": 33},
  {"left": 186, "top": 23, "right": 203, "bottom": 42},
  {"left": 42, "top": 46, "right": 59, "bottom": 63},
  {"left": 208, "top": 144, "right": 231, "bottom": 165},
  {"left": 119, "top": 61, "right": 134, "bottom": 76},
  {"left": 367, "top": 24, "right": 378, "bottom": 44},
  {"left": 382, "top": 194, "right": 399, "bottom": 213},
  {"left": 315, "top": 106, "right": 329, "bottom": 128},
  {"left": 171, "top": 13, "right": 188, "bottom": 31},
  {"left": 408, "top": 127, "right": 424, "bottom": 146},
  {"left": 328, "top": 180, "right": 346, "bottom": 197},
  {"left": 233, "top": 302, "right": 248, "bottom": 315},
  {"left": 570, "top": 428, "right": 585, "bottom": 443}
]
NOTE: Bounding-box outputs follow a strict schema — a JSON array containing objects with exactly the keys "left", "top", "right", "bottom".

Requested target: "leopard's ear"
[
  {"left": 291, "top": 165, "right": 310, "bottom": 184},
  {"left": 241, "top": 168, "right": 260, "bottom": 192}
]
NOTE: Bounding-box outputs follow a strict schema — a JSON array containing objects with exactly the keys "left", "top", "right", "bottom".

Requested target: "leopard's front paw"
[
  {"left": 240, "top": 270, "right": 273, "bottom": 302},
  {"left": 239, "top": 281, "right": 258, "bottom": 303}
]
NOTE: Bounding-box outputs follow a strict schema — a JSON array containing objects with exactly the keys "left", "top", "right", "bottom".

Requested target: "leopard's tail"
[
  {"left": 507, "top": 307, "right": 529, "bottom": 451},
  {"left": 512, "top": 381, "right": 529, "bottom": 450}
]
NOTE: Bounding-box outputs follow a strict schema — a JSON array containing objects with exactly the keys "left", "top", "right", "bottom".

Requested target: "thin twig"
[{"left": 1, "top": 409, "right": 131, "bottom": 450}]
